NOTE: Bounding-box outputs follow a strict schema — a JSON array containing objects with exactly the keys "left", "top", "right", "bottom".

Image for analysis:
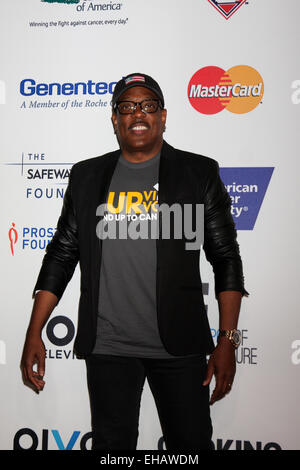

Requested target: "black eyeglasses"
[{"left": 114, "top": 99, "right": 163, "bottom": 114}]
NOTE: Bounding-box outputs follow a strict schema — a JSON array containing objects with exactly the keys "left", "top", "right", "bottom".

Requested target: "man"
[{"left": 21, "top": 73, "right": 248, "bottom": 451}]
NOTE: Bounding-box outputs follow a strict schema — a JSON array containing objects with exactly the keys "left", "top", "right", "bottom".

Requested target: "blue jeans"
[{"left": 85, "top": 353, "right": 213, "bottom": 450}]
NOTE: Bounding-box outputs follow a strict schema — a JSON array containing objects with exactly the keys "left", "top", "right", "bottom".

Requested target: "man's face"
[{"left": 111, "top": 86, "right": 167, "bottom": 156}]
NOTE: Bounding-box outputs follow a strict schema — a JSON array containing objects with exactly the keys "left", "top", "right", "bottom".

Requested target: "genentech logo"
[
  {"left": 207, "top": 0, "right": 247, "bottom": 20},
  {"left": 188, "top": 66, "right": 264, "bottom": 115}
]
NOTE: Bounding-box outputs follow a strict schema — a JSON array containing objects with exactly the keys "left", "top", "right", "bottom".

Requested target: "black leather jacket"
[{"left": 34, "top": 141, "right": 248, "bottom": 357}]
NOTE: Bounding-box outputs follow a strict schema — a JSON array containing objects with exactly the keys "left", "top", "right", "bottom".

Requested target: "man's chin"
[{"left": 121, "top": 139, "right": 163, "bottom": 156}]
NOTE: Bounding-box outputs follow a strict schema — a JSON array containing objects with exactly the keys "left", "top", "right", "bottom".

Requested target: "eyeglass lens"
[{"left": 117, "top": 99, "right": 160, "bottom": 114}]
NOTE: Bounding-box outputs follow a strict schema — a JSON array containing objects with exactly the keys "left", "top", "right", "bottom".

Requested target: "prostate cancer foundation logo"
[
  {"left": 207, "top": 1, "right": 247, "bottom": 19},
  {"left": 188, "top": 65, "right": 264, "bottom": 115},
  {"left": 9, "top": 223, "right": 18, "bottom": 255}
]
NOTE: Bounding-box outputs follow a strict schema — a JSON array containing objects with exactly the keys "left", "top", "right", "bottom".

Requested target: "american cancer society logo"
[
  {"left": 207, "top": 1, "right": 247, "bottom": 20},
  {"left": 220, "top": 167, "right": 274, "bottom": 230}
]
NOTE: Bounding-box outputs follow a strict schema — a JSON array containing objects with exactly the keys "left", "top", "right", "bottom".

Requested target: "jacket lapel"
[
  {"left": 156, "top": 141, "right": 184, "bottom": 303},
  {"left": 158, "top": 140, "right": 182, "bottom": 206}
]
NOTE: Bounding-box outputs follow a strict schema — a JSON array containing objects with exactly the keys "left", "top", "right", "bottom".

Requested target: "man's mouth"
[{"left": 129, "top": 122, "right": 149, "bottom": 132}]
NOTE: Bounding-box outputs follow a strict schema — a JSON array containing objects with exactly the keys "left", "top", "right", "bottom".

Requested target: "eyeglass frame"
[{"left": 113, "top": 98, "right": 164, "bottom": 115}]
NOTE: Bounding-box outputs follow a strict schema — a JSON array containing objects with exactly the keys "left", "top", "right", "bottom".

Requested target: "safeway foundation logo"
[
  {"left": 188, "top": 65, "right": 264, "bottom": 115},
  {"left": 207, "top": 1, "right": 247, "bottom": 19}
]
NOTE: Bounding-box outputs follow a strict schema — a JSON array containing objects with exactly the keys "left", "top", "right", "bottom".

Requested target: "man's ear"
[
  {"left": 161, "top": 108, "right": 167, "bottom": 131},
  {"left": 111, "top": 113, "right": 117, "bottom": 134}
]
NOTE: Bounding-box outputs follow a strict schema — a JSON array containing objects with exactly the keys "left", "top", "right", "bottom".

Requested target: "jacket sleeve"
[
  {"left": 202, "top": 160, "right": 249, "bottom": 298},
  {"left": 32, "top": 166, "right": 79, "bottom": 302}
]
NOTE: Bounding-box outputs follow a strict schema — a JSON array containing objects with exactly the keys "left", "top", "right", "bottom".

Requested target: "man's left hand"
[{"left": 202, "top": 338, "right": 236, "bottom": 405}]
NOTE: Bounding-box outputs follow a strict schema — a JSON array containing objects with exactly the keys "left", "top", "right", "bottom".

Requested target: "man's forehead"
[{"left": 118, "top": 86, "right": 159, "bottom": 101}]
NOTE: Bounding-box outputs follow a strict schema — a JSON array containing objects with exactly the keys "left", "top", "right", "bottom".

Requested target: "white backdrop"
[{"left": 0, "top": 0, "right": 299, "bottom": 451}]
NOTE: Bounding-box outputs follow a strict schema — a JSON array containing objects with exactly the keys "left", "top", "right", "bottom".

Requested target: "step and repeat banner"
[{"left": 0, "top": 0, "right": 299, "bottom": 451}]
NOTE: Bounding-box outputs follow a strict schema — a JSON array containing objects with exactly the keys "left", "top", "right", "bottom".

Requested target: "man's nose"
[{"left": 133, "top": 102, "right": 147, "bottom": 115}]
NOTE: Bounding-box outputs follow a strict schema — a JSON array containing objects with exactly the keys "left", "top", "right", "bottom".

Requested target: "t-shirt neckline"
[{"left": 119, "top": 152, "right": 160, "bottom": 169}]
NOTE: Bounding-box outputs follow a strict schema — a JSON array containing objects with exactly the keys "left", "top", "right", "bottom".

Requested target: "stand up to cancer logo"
[{"left": 188, "top": 65, "right": 264, "bottom": 115}]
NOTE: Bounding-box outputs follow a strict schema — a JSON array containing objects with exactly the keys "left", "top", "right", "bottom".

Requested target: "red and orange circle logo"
[{"left": 188, "top": 65, "right": 264, "bottom": 115}]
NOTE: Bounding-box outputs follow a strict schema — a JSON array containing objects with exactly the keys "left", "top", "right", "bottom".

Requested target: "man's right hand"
[
  {"left": 20, "top": 290, "right": 58, "bottom": 393},
  {"left": 21, "top": 333, "right": 46, "bottom": 393}
]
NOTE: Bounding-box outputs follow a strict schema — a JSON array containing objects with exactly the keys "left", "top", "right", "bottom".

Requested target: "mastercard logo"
[{"left": 188, "top": 65, "right": 264, "bottom": 115}]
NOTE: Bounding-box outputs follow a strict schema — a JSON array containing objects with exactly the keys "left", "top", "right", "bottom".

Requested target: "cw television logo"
[
  {"left": 207, "top": 0, "right": 247, "bottom": 19},
  {"left": 188, "top": 65, "right": 264, "bottom": 115}
]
